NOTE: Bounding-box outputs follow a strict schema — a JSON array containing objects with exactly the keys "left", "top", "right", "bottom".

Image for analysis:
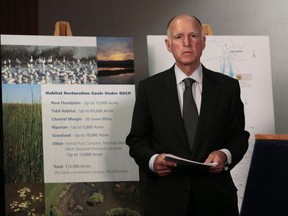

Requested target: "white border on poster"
[{"left": 1, "top": 35, "right": 96, "bottom": 47}]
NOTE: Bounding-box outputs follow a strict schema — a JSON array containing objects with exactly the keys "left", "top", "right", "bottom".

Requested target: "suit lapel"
[
  {"left": 157, "top": 66, "right": 222, "bottom": 157},
  {"left": 191, "top": 67, "right": 221, "bottom": 159},
  {"left": 159, "top": 68, "right": 191, "bottom": 152}
]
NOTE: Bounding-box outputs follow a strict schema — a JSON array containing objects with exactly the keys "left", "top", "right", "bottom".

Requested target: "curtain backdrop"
[{"left": 0, "top": 0, "right": 38, "bottom": 34}]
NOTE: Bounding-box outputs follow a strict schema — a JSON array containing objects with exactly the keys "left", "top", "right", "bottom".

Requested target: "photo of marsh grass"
[{"left": 2, "top": 84, "right": 43, "bottom": 183}]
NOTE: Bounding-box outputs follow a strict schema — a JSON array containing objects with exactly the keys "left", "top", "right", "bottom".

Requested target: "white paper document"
[{"left": 165, "top": 154, "right": 218, "bottom": 167}]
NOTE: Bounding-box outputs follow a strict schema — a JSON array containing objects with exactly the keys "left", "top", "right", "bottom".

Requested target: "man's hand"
[
  {"left": 154, "top": 153, "right": 177, "bottom": 176},
  {"left": 205, "top": 151, "right": 227, "bottom": 174}
]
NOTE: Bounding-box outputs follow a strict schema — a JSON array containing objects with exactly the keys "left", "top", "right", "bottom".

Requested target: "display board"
[
  {"left": 1, "top": 35, "right": 140, "bottom": 216},
  {"left": 147, "top": 35, "right": 275, "bottom": 208}
]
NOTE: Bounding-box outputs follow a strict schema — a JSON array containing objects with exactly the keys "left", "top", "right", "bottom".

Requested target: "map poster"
[
  {"left": 1, "top": 35, "right": 140, "bottom": 216},
  {"left": 147, "top": 35, "right": 275, "bottom": 207}
]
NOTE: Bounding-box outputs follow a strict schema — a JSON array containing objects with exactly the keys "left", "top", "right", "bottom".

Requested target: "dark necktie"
[{"left": 183, "top": 78, "right": 198, "bottom": 150}]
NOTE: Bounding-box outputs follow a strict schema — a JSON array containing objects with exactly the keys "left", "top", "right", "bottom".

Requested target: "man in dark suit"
[{"left": 126, "top": 14, "right": 249, "bottom": 216}]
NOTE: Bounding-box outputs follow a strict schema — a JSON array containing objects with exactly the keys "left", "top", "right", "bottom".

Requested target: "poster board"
[
  {"left": 147, "top": 35, "right": 275, "bottom": 208},
  {"left": 1, "top": 35, "right": 140, "bottom": 216}
]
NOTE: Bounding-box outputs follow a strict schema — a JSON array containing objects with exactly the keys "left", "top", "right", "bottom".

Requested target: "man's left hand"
[{"left": 205, "top": 151, "right": 227, "bottom": 174}]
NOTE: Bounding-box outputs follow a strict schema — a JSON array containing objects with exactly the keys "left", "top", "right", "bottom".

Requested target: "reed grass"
[{"left": 3, "top": 100, "right": 43, "bottom": 183}]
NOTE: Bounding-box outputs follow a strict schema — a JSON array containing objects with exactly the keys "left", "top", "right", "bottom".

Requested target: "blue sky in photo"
[{"left": 2, "top": 84, "right": 41, "bottom": 103}]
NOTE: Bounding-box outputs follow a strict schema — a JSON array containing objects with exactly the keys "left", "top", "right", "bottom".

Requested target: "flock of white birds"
[{"left": 1, "top": 56, "right": 98, "bottom": 85}]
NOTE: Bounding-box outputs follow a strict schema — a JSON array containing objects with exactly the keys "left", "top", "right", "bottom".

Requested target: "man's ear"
[
  {"left": 202, "top": 35, "right": 206, "bottom": 50},
  {"left": 165, "top": 38, "right": 172, "bottom": 53}
]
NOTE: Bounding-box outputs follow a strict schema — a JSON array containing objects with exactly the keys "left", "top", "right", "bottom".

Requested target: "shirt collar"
[{"left": 175, "top": 64, "right": 203, "bottom": 85}]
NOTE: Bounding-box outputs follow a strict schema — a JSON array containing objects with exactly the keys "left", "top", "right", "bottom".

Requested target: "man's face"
[{"left": 165, "top": 16, "right": 206, "bottom": 69}]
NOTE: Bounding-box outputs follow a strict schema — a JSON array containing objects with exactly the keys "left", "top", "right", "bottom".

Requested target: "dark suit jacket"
[{"left": 126, "top": 65, "right": 249, "bottom": 216}]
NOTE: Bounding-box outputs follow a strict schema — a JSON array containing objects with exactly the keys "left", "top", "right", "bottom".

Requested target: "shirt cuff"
[
  {"left": 149, "top": 154, "right": 159, "bottom": 173},
  {"left": 219, "top": 148, "right": 232, "bottom": 171}
]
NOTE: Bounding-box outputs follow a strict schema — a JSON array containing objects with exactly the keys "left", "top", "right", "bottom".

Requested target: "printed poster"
[{"left": 1, "top": 35, "right": 140, "bottom": 216}]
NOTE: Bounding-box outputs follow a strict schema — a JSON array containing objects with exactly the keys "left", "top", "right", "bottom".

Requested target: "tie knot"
[{"left": 183, "top": 78, "right": 195, "bottom": 88}]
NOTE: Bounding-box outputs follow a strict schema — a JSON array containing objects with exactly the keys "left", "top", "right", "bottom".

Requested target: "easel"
[
  {"left": 202, "top": 24, "right": 213, "bottom": 35},
  {"left": 53, "top": 21, "right": 73, "bottom": 36}
]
